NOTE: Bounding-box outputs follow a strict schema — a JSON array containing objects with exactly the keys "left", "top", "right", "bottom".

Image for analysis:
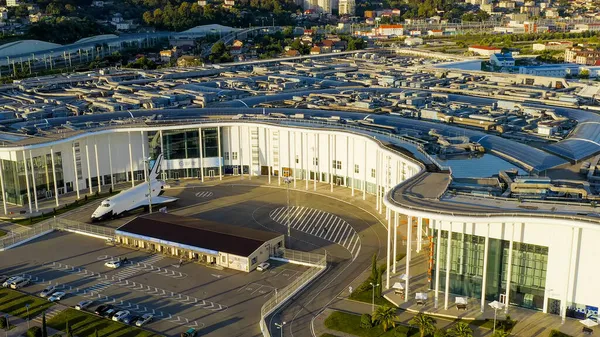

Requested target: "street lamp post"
[
  {"left": 145, "top": 157, "right": 152, "bottom": 214},
  {"left": 284, "top": 176, "right": 292, "bottom": 247},
  {"left": 25, "top": 303, "right": 29, "bottom": 329},
  {"left": 275, "top": 321, "right": 286, "bottom": 337},
  {"left": 489, "top": 300, "right": 505, "bottom": 334},
  {"left": 369, "top": 282, "right": 380, "bottom": 313}
]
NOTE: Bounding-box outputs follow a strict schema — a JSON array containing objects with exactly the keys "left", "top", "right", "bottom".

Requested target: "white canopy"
[
  {"left": 580, "top": 318, "right": 598, "bottom": 328},
  {"left": 416, "top": 292, "right": 428, "bottom": 300},
  {"left": 398, "top": 273, "right": 408, "bottom": 281},
  {"left": 392, "top": 282, "right": 404, "bottom": 290},
  {"left": 489, "top": 300, "right": 505, "bottom": 310},
  {"left": 456, "top": 297, "right": 468, "bottom": 305}
]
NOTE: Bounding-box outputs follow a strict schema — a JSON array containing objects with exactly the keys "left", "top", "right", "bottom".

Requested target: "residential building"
[
  {"left": 338, "top": 0, "right": 355, "bottom": 15},
  {"left": 490, "top": 53, "right": 515, "bottom": 67},
  {"left": 310, "top": 46, "right": 321, "bottom": 55},
  {"left": 468, "top": 45, "right": 502, "bottom": 56},
  {"left": 6, "top": 0, "right": 19, "bottom": 7},
  {"left": 404, "top": 37, "right": 423, "bottom": 46},
  {"left": 532, "top": 41, "right": 573, "bottom": 52}
]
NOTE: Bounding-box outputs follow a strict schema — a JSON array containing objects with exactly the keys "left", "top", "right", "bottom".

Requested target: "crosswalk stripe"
[
  {"left": 309, "top": 213, "right": 329, "bottom": 235},
  {"left": 270, "top": 207, "right": 285, "bottom": 222},
  {"left": 299, "top": 209, "right": 318, "bottom": 232},
  {"left": 325, "top": 219, "right": 342, "bottom": 241},
  {"left": 340, "top": 227, "right": 351, "bottom": 246},
  {"left": 344, "top": 233, "right": 356, "bottom": 249},
  {"left": 300, "top": 210, "right": 319, "bottom": 233},
  {"left": 350, "top": 236, "right": 360, "bottom": 256},
  {"left": 333, "top": 224, "right": 347, "bottom": 243},
  {"left": 290, "top": 207, "right": 309, "bottom": 228}
]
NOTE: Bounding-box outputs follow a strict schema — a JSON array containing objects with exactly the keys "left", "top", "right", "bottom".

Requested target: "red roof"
[
  {"left": 470, "top": 45, "right": 501, "bottom": 50},
  {"left": 379, "top": 24, "right": 403, "bottom": 29}
]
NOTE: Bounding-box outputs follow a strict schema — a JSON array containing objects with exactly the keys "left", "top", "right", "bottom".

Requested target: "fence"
[
  {"left": 260, "top": 249, "right": 327, "bottom": 337},
  {"left": 0, "top": 217, "right": 115, "bottom": 251}
]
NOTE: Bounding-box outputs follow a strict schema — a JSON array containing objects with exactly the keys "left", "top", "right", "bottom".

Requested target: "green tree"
[
  {"left": 447, "top": 322, "right": 473, "bottom": 337},
  {"left": 26, "top": 326, "right": 42, "bottom": 337},
  {"left": 360, "top": 313, "right": 373, "bottom": 329},
  {"left": 372, "top": 305, "right": 397, "bottom": 331},
  {"left": 371, "top": 253, "right": 378, "bottom": 282},
  {"left": 42, "top": 312, "right": 48, "bottom": 337},
  {"left": 579, "top": 69, "right": 590, "bottom": 79},
  {"left": 410, "top": 313, "right": 436, "bottom": 337}
]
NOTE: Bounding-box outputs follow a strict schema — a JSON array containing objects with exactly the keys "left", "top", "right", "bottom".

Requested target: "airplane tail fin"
[{"left": 149, "top": 153, "right": 163, "bottom": 181}]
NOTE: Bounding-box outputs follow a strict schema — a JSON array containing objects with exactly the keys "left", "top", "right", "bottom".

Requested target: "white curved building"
[{"left": 1, "top": 117, "right": 598, "bottom": 324}]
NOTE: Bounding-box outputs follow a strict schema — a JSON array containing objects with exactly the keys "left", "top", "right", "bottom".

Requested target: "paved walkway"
[{"left": 1, "top": 304, "right": 68, "bottom": 337}]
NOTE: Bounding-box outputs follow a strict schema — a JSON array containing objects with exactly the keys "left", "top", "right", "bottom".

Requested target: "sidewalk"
[{"left": 1, "top": 304, "right": 67, "bottom": 337}]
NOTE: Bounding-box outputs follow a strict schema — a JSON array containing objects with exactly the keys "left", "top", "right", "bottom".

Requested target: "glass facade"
[
  {"left": 434, "top": 230, "right": 548, "bottom": 311},
  {"left": 163, "top": 129, "right": 199, "bottom": 160},
  {"left": 1, "top": 152, "right": 64, "bottom": 205}
]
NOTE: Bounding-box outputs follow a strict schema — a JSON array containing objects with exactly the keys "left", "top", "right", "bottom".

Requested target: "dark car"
[
  {"left": 0, "top": 275, "right": 9, "bottom": 284},
  {"left": 102, "top": 308, "right": 117, "bottom": 319},
  {"left": 123, "top": 315, "right": 139, "bottom": 325},
  {"left": 94, "top": 304, "right": 113, "bottom": 315}
]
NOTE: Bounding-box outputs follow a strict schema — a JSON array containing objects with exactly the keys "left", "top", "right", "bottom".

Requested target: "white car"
[
  {"left": 112, "top": 310, "right": 130, "bottom": 322},
  {"left": 256, "top": 262, "right": 270, "bottom": 272},
  {"left": 135, "top": 313, "right": 153, "bottom": 327},
  {"left": 2, "top": 276, "right": 19, "bottom": 288},
  {"left": 48, "top": 291, "right": 66, "bottom": 302},
  {"left": 75, "top": 300, "right": 94, "bottom": 310},
  {"left": 104, "top": 260, "right": 122, "bottom": 269},
  {"left": 39, "top": 285, "right": 56, "bottom": 298}
]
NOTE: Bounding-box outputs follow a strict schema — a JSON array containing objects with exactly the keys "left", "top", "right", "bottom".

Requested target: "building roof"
[
  {"left": 469, "top": 45, "right": 501, "bottom": 50},
  {"left": 379, "top": 24, "right": 404, "bottom": 29},
  {"left": 116, "top": 213, "right": 281, "bottom": 257}
]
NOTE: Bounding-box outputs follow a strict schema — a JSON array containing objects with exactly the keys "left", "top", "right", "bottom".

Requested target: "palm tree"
[
  {"left": 448, "top": 322, "right": 473, "bottom": 337},
  {"left": 410, "top": 313, "right": 436, "bottom": 337},
  {"left": 372, "top": 305, "right": 397, "bottom": 331}
]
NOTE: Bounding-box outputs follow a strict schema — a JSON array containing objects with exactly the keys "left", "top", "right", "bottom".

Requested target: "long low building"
[{"left": 115, "top": 212, "right": 284, "bottom": 272}]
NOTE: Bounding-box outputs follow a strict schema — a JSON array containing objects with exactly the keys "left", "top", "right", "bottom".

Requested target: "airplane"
[{"left": 91, "top": 153, "right": 177, "bottom": 221}]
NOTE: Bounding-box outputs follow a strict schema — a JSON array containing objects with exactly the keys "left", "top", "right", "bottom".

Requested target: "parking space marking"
[
  {"left": 19, "top": 272, "right": 203, "bottom": 328},
  {"left": 45, "top": 261, "right": 227, "bottom": 313},
  {"left": 97, "top": 255, "right": 186, "bottom": 279},
  {"left": 195, "top": 191, "right": 213, "bottom": 198},
  {"left": 269, "top": 206, "right": 361, "bottom": 260},
  {"left": 237, "top": 282, "right": 275, "bottom": 297}
]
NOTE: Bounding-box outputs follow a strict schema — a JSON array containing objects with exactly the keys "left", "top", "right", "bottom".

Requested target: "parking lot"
[{"left": 0, "top": 231, "right": 310, "bottom": 336}]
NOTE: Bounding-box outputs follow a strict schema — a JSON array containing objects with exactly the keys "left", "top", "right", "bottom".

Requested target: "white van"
[{"left": 10, "top": 277, "right": 30, "bottom": 289}]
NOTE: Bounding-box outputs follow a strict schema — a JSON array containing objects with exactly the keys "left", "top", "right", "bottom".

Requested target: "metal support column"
[
  {"left": 94, "top": 139, "right": 101, "bottom": 193},
  {"left": 417, "top": 217, "right": 423, "bottom": 253},
  {"left": 405, "top": 215, "right": 412, "bottom": 301},
  {"left": 29, "top": 151, "right": 38, "bottom": 212},
  {"left": 386, "top": 208, "right": 391, "bottom": 290},
  {"left": 50, "top": 148, "right": 59, "bottom": 207},
  {"left": 0, "top": 160, "right": 6, "bottom": 215},
  {"left": 217, "top": 127, "right": 222, "bottom": 180},
  {"left": 199, "top": 128, "right": 204, "bottom": 182},
  {"left": 72, "top": 144, "right": 80, "bottom": 199},
  {"left": 481, "top": 223, "right": 490, "bottom": 313},
  {"left": 22, "top": 151, "right": 32, "bottom": 213},
  {"left": 128, "top": 132, "right": 134, "bottom": 187},
  {"left": 108, "top": 137, "right": 114, "bottom": 191},
  {"left": 444, "top": 222, "right": 452, "bottom": 310},
  {"left": 393, "top": 211, "right": 398, "bottom": 273},
  {"left": 505, "top": 223, "right": 515, "bottom": 314},
  {"left": 141, "top": 131, "right": 147, "bottom": 182},
  {"left": 435, "top": 220, "right": 441, "bottom": 309}
]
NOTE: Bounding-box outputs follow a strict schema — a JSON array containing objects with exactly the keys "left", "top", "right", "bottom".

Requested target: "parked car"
[
  {"left": 48, "top": 291, "right": 66, "bottom": 302},
  {"left": 123, "top": 315, "right": 139, "bottom": 325},
  {"left": 104, "top": 260, "right": 122, "bottom": 269},
  {"left": 102, "top": 308, "right": 117, "bottom": 319},
  {"left": 2, "top": 276, "right": 19, "bottom": 287},
  {"left": 10, "top": 278, "right": 30, "bottom": 289},
  {"left": 39, "top": 285, "right": 57, "bottom": 298},
  {"left": 75, "top": 300, "right": 94, "bottom": 310},
  {"left": 135, "top": 313, "right": 153, "bottom": 327},
  {"left": 181, "top": 328, "right": 196, "bottom": 337},
  {"left": 256, "top": 262, "right": 270, "bottom": 272},
  {"left": 112, "top": 310, "right": 130, "bottom": 322},
  {"left": 0, "top": 275, "right": 9, "bottom": 284},
  {"left": 95, "top": 304, "right": 113, "bottom": 315}
]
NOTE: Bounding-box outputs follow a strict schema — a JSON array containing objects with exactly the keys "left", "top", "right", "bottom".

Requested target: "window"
[
  {"left": 221, "top": 255, "right": 226, "bottom": 263},
  {"left": 224, "top": 152, "right": 229, "bottom": 160},
  {"left": 313, "top": 157, "right": 319, "bottom": 166},
  {"left": 296, "top": 155, "right": 299, "bottom": 164},
  {"left": 371, "top": 168, "right": 376, "bottom": 178},
  {"left": 251, "top": 257, "right": 257, "bottom": 265},
  {"left": 332, "top": 160, "right": 341, "bottom": 169},
  {"left": 232, "top": 152, "right": 238, "bottom": 160},
  {"left": 354, "top": 164, "right": 360, "bottom": 174}
]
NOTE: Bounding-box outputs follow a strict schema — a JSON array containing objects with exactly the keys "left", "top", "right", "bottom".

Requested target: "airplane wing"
[{"left": 150, "top": 196, "right": 178, "bottom": 204}]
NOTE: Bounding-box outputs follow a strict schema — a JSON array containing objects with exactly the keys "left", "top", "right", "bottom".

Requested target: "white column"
[
  {"left": 562, "top": 226, "right": 580, "bottom": 322},
  {"left": 444, "top": 222, "right": 452, "bottom": 310},
  {"left": 159, "top": 130, "right": 164, "bottom": 179},
  {"left": 85, "top": 143, "right": 93, "bottom": 194},
  {"left": 386, "top": 208, "right": 392, "bottom": 290},
  {"left": 267, "top": 128, "right": 271, "bottom": 184},
  {"left": 435, "top": 220, "right": 441, "bottom": 308},
  {"left": 238, "top": 126, "right": 243, "bottom": 179},
  {"left": 29, "top": 151, "right": 38, "bottom": 212},
  {"left": 363, "top": 141, "right": 366, "bottom": 200},
  {"left": 248, "top": 126, "right": 252, "bottom": 180},
  {"left": 94, "top": 139, "right": 101, "bottom": 193},
  {"left": 128, "top": 132, "right": 134, "bottom": 187},
  {"left": 393, "top": 211, "right": 398, "bottom": 273},
  {"left": 72, "top": 144, "right": 80, "bottom": 199},
  {"left": 375, "top": 150, "right": 379, "bottom": 211},
  {"left": 417, "top": 217, "right": 423, "bottom": 253},
  {"left": 22, "top": 151, "right": 32, "bottom": 213},
  {"left": 50, "top": 148, "right": 59, "bottom": 207},
  {"left": 481, "top": 223, "right": 490, "bottom": 312},
  {"left": 141, "top": 131, "right": 147, "bottom": 182},
  {"left": 314, "top": 133, "right": 318, "bottom": 191},
  {"left": 217, "top": 126, "right": 222, "bottom": 180},
  {"left": 405, "top": 215, "right": 412, "bottom": 302},
  {"left": 108, "top": 137, "right": 114, "bottom": 190},
  {"left": 351, "top": 137, "right": 355, "bottom": 196},
  {"left": 329, "top": 134, "right": 333, "bottom": 192},
  {"left": 304, "top": 132, "right": 308, "bottom": 190},
  {"left": 293, "top": 131, "right": 297, "bottom": 187},
  {"left": 278, "top": 130, "right": 282, "bottom": 185},
  {"left": 505, "top": 223, "right": 515, "bottom": 313},
  {"left": 198, "top": 128, "right": 204, "bottom": 182},
  {"left": 0, "top": 160, "right": 6, "bottom": 215}
]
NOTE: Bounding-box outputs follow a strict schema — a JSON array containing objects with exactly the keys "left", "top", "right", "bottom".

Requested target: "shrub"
[
  {"left": 360, "top": 313, "right": 373, "bottom": 329},
  {"left": 0, "top": 316, "right": 6, "bottom": 329},
  {"left": 434, "top": 329, "right": 448, "bottom": 337},
  {"left": 393, "top": 326, "right": 413, "bottom": 337},
  {"left": 549, "top": 330, "right": 573, "bottom": 337},
  {"left": 26, "top": 326, "right": 42, "bottom": 337}
]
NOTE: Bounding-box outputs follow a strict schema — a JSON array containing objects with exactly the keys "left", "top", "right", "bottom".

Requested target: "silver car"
[{"left": 135, "top": 313, "right": 153, "bottom": 327}]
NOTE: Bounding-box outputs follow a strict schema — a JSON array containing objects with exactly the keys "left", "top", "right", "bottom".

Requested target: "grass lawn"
[
  {"left": 0, "top": 288, "right": 54, "bottom": 319},
  {"left": 324, "top": 311, "right": 418, "bottom": 337},
  {"left": 349, "top": 253, "right": 406, "bottom": 307},
  {"left": 0, "top": 230, "right": 5, "bottom": 237},
  {"left": 47, "top": 308, "right": 158, "bottom": 337}
]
